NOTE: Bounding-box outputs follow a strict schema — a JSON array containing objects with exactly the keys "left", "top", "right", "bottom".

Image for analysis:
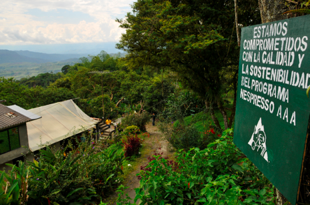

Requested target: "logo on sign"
[{"left": 248, "top": 118, "right": 269, "bottom": 162}]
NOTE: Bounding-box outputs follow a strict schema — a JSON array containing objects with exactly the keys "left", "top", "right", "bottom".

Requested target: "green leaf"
[
  {"left": 153, "top": 181, "right": 157, "bottom": 190},
  {"left": 186, "top": 193, "right": 191, "bottom": 199},
  {"left": 5, "top": 181, "right": 19, "bottom": 201},
  {"left": 105, "top": 174, "right": 115, "bottom": 183},
  {"left": 50, "top": 189, "right": 61, "bottom": 196},
  {"left": 307, "top": 86, "right": 310, "bottom": 98},
  {"left": 244, "top": 198, "right": 253, "bottom": 203},
  {"left": 67, "top": 188, "right": 84, "bottom": 197},
  {"left": 232, "top": 164, "right": 243, "bottom": 173},
  {"left": 259, "top": 188, "right": 266, "bottom": 196},
  {"left": 196, "top": 197, "right": 207, "bottom": 202}
]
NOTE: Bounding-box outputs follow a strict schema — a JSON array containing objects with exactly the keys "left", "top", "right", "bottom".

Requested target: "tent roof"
[{"left": 27, "top": 100, "right": 98, "bottom": 152}]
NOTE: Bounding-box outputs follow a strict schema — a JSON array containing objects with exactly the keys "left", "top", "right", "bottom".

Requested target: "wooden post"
[{"left": 297, "top": 118, "right": 310, "bottom": 204}]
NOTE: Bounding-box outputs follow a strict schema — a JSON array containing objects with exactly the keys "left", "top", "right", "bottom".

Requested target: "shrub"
[
  {"left": 0, "top": 161, "right": 30, "bottom": 205},
  {"left": 114, "top": 131, "right": 122, "bottom": 144},
  {"left": 122, "top": 134, "right": 141, "bottom": 158},
  {"left": 0, "top": 136, "right": 124, "bottom": 205},
  {"left": 27, "top": 146, "right": 99, "bottom": 204},
  {"left": 120, "top": 112, "right": 150, "bottom": 132},
  {"left": 159, "top": 123, "right": 218, "bottom": 151},
  {"left": 130, "top": 129, "right": 274, "bottom": 204},
  {"left": 123, "top": 125, "right": 140, "bottom": 136}
]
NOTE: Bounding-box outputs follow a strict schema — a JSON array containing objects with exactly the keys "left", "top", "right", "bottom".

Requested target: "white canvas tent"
[{"left": 26, "top": 100, "right": 98, "bottom": 152}]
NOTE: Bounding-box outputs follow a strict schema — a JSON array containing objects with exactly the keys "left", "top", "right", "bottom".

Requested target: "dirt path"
[{"left": 103, "top": 122, "right": 174, "bottom": 204}]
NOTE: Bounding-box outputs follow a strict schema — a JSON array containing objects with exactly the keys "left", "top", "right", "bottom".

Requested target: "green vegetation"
[
  {"left": 116, "top": 0, "right": 261, "bottom": 131},
  {"left": 1, "top": 0, "right": 298, "bottom": 203},
  {"left": 118, "top": 130, "right": 274, "bottom": 205},
  {"left": 0, "top": 137, "right": 124, "bottom": 204},
  {"left": 123, "top": 125, "right": 140, "bottom": 136},
  {"left": 0, "top": 51, "right": 176, "bottom": 120},
  {"left": 120, "top": 112, "right": 150, "bottom": 132}
]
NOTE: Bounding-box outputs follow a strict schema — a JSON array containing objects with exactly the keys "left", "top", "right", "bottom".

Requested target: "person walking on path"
[
  {"left": 106, "top": 118, "right": 112, "bottom": 128},
  {"left": 152, "top": 113, "right": 156, "bottom": 126}
]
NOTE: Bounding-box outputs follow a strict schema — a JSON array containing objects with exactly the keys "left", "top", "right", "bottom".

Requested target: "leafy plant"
[
  {"left": 159, "top": 123, "right": 218, "bottom": 151},
  {"left": 120, "top": 112, "right": 150, "bottom": 132},
  {"left": 123, "top": 125, "right": 140, "bottom": 136},
  {"left": 116, "top": 185, "right": 135, "bottom": 205},
  {"left": 0, "top": 161, "right": 30, "bottom": 205},
  {"left": 27, "top": 146, "right": 98, "bottom": 204},
  {"left": 122, "top": 134, "right": 142, "bottom": 158},
  {"left": 160, "top": 90, "right": 205, "bottom": 123},
  {"left": 22, "top": 136, "right": 124, "bottom": 204},
  {"left": 130, "top": 129, "right": 274, "bottom": 204}
]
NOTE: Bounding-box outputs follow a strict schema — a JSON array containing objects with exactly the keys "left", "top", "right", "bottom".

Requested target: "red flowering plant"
[
  {"left": 200, "top": 126, "right": 223, "bottom": 147},
  {"left": 122, "top": 133, "right": 142, "bottom": 158}
]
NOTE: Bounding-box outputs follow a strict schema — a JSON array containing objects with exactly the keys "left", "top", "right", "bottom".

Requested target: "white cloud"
[{"left": 0, "top": 0, "right": 134, "bottom": 45}]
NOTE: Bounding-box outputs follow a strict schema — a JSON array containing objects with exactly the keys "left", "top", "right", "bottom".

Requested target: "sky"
[{"left": 0, "top": 0, "right": 135, "bottom": 54}]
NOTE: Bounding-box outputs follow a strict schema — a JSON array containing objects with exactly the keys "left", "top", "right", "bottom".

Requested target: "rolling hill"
[{"left": 0, "top": 49, "right": 126, "bottom": 79}]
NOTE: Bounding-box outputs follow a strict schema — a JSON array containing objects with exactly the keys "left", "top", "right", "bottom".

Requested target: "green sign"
[{"left": 234, "top": 15, "right": 310, "bottom": 204}]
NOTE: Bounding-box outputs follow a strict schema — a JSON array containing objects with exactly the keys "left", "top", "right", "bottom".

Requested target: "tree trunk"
[
  {"left": 258, "top": 1, "right": 289, "bottom": 204},
  {"left": 228, "top": 70, "right": 238, "bottom": 128},
  {"left": 217, "top": 99, "right": 228, "bottom": 130},
  {"left": 116, "top": 97, "right": 124, "bottom": 107},
  {"left": 205, "top": 100, "right": 221, "bottom": 131},
  {"left": 234, "top": 0, "right": 240, "bottom": 46},
  {"left": 138, "top": 101, "right": 144, "bottom": 114},
  {"left": 258, "top": 0, "right": 287, "bottom": 23}
]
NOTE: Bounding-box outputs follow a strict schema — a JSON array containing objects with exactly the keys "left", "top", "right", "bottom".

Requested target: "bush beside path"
[{"left": 102, "top": 122, "right": 174, "bottom": 204}]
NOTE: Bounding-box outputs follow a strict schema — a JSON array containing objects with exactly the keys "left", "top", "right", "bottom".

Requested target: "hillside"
[
  {"left": 0, "top": 50, "right": 48, "bottom": 64},
  {"left": 0, "top": 50, "right": 86, "bottom": 64},
  {"left": 0, "top": 50, "right": 127, "bottom": 79},
  {"left": 0, "top": 61, "right": 80, "bottom": 79},
  {"left": 15, "top": 50, "right": 86, "bottom": 62}
]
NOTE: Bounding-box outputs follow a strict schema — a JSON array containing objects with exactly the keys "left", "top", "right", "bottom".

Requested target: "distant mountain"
[
  {"left": 0, "top": 50, "right": 48, "bottom": 64},
  {"left": 15, "top": 50, "right": 86, "bottom": 62},
  {"left": 0, "top": 49, "right": 126, "bottom": 79},
  {"left": 0, "top": 50, "right": 87, "bottom": 64},
  {"left": 0, "top": 42, "right": 120, "bottom": 55}
]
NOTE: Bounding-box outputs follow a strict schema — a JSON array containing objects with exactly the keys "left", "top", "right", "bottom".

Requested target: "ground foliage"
[
  {"left": 0, "top": 136, "right": 124, "bottom": 205},
  {"left": 117, "top": 129, "right": 274, "bottom": 205}
]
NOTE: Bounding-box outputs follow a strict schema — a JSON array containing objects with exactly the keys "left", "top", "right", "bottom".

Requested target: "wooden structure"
[{"left": 98, "top": 121, "right": 115, "bottom": 140}]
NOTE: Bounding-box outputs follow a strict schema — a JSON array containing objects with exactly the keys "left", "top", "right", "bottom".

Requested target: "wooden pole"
[
  {"left": 234, "top": 0, "right": 240, "bottom": 47},
  {"left": 297, "top": 119, "right": 310, "bottom": 204}
]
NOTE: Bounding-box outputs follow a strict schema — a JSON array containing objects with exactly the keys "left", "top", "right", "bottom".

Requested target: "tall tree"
[
  {"left": 258, "top": 0, "right": 288, "bottom": 23},
  {"left": 117, "top": 0, "right": 260, "bottom": 130}
]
